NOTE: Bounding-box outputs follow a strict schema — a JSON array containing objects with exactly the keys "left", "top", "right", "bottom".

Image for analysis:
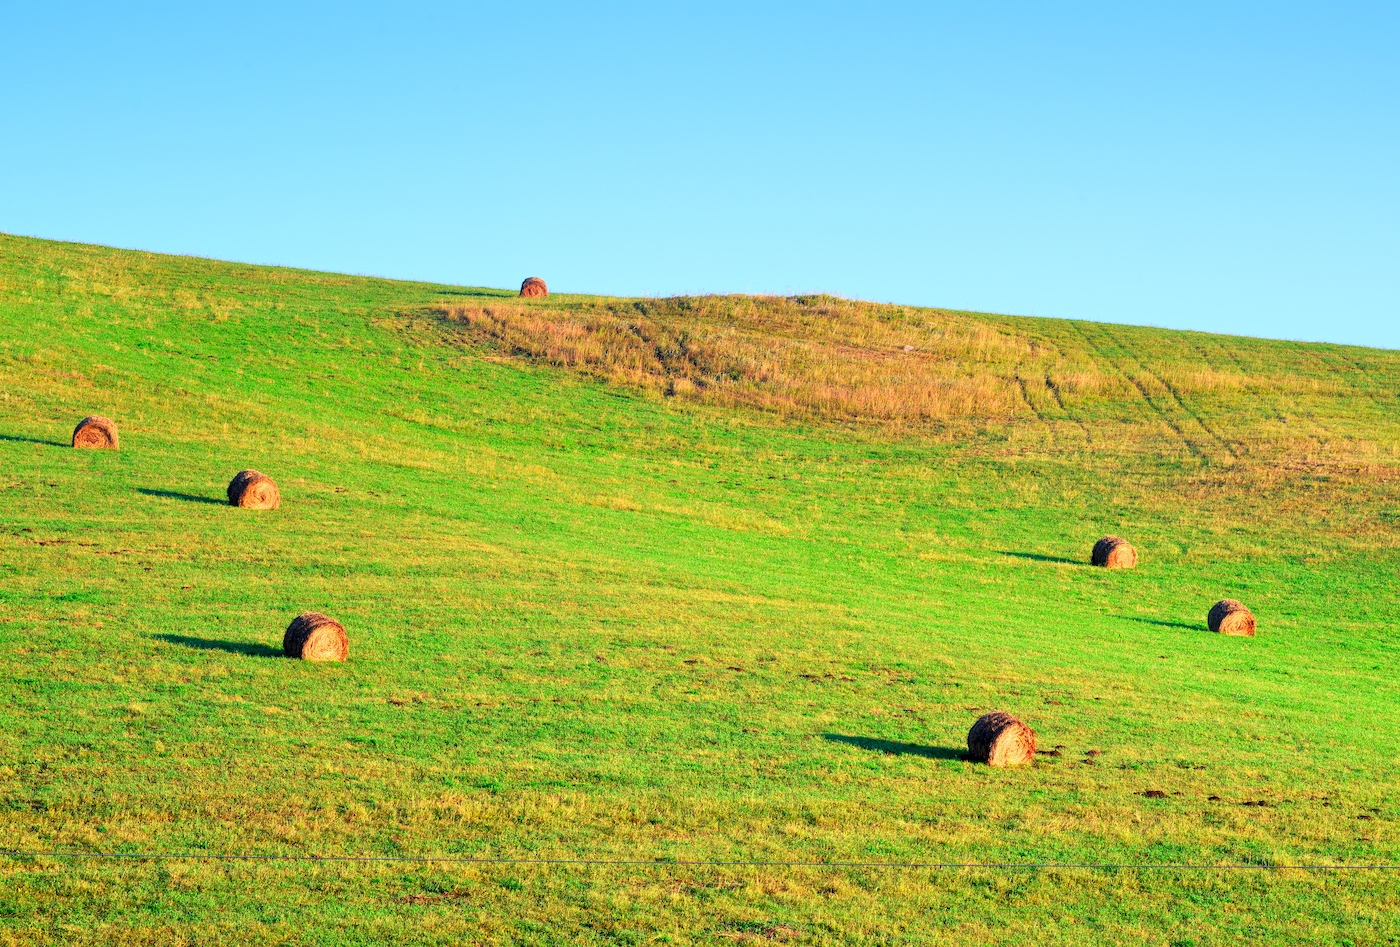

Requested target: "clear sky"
[{"left": 3, "top": 2, "right": 1396, "bottom": 349}]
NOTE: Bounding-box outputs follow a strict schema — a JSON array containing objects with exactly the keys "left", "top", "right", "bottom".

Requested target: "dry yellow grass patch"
[{"left": 430, "top": 295, "right": 1090, "bottom": 421}]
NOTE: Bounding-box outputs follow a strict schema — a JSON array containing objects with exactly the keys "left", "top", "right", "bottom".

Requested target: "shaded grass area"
[
  {"left": 821, "top": 734, "right": 966, "bottom": 761},
  {"left": 150, "top": 634, "right": 284, "bottom": 658},
  {"left": 0, "top": 233, "right": 1398, "bottom": 944}
]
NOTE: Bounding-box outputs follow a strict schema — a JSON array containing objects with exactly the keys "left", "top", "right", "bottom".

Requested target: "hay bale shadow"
[
  {"left": 822, "top": 733, "right": 965, "bottom": 761},
  {"left": 997, "top": 550, "right": 1083, "bottom": 565},
  {"left": 0, "top": 433, "right": 68, "bottom": 447},
  {"left": 1124, "top": 617, "right": 1199, "bottom": 631},
  {"left": 136, "top": 488, "right": 225, "bottom": 506},
  {"left": 154, "top": 634, "right": 282, "bottom": 658}
]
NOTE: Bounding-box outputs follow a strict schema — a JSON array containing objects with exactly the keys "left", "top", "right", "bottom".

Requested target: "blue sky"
[{"left": 2, "top": 2, "right": 1396, "bottom": 348}]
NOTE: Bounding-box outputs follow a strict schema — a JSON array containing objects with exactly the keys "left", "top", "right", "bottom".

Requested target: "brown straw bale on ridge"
[
  {"left": 1091, "top": 536, "right": 1138, "bottom": 569},
  {"left": 1208, "top": 599, "right": 1256, "bottom": 637},
  {"left": 967, "top": 711, "right": 1036, "bottom": 766},
  {"left": 519, "top": 277, "right": 548, "bottom": 298},
  {"left": 283, "top": 612, "right": 349, "bottom": 661},
  {"left": 72, "top": 415, "right": 119, "bottom": 449},
  {"left": 227, "top": 469, "right": 280, "bottom": 509}
]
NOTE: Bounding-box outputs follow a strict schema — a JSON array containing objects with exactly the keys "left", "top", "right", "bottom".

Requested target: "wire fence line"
[{"left": 1, "top": 850, "right": 1395, "bottom": 871}]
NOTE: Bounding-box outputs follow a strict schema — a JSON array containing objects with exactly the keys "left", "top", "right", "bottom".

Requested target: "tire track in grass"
[
  {"left": 1097, "top": 322, "right": 1243, "bottom": 459},
  {"left": 1097, "top": 322, "right": 1237, "bottom": 460},
  {"left": 1190, "top": 336, "right": 1287, "bottom": 425},
  {"left": 1042, "top": 370, "right": 1092, "bottom": 445},
  {"left": 1121, "top": 372, "right": 1208, "bottom": 461},
  {"left": 1013, "top": 366, "right": 1074, "bottom": 450},
  {"left": 1315, "top": 349, "right": 1400, "bottom": 458},
  {"left": 1281, "top": 344, "right": 1393, "bottom": 444},
  {"left": 1201, "top": 335, "right": 1332, "bottom": 444},
  {"left": 1126, "top": 341, "right": 1243, "bottom": 458},
  {"left": 1014, "top": 358, "right": 1091, "bottom": 452},
  {"left": 1293, "top": 346, "right": 1374, "bottom": 402},
  {"left": 1323, "top": 349, "right": 1400, "bottom": 416},
  {"left": 1029, "top": 324, "right": 1096, "bottom": 446},
  {"left": 1047, "top": 327, "right": 1101, "bottom": 446},
  {"left": 1071, "top": 321, "right": 1207, "bottom": 462},
  {"left": 1333, "top": 350, "right": 1400, "bottom": 453},
  {"left": 1013, "top": 370, "right": 1048, "bottom": 427}
]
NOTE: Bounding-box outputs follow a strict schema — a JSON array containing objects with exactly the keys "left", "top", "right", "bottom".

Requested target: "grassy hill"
[{"left": 1, "top": 232, "right": 1397, "bottom": 945}]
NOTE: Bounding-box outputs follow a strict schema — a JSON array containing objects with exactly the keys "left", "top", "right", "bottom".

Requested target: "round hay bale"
[
  {"left": 519, "top": 277, "right": 548, "bottom": 298},
  {"left": 72, "top": 415, "right": 119, "bottom": 449},
  {"left": 1091, "top": 536, "right": 1137, "bottom": 569},
  {"left": 227, "top": 469, "right": 280, "bottom": 509},
  {"left": 967, "top": 711, "right": 1036, "bottom": 766},
  {"left": 1208, "top": 599, "right": 1256, "bottom": 637},
  {"left": 283, "top": 612, "right": 349, "bottom": 661}
]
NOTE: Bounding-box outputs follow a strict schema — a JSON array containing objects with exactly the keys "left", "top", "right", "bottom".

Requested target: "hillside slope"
[{"left": 1, "top": 234, "right": 1397, "bottom": 946}]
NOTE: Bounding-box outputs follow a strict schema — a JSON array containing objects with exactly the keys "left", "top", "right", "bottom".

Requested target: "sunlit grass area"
[{"left": 1, "top": 233, "right": 1397, "bottom": 945}]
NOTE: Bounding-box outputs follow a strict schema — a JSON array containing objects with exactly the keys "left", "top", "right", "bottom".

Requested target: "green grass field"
[{"left": 1, "top": 233, "right": 1397, "bottom": 945}]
